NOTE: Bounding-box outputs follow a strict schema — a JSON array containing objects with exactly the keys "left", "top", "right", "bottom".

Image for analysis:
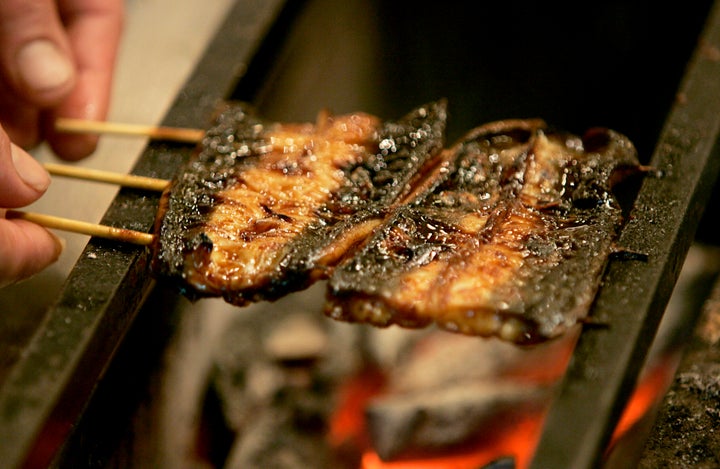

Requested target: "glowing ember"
[
  {"left": 360, "top": 416, "right": 544, "bottom": 469},
  {"left": 324, "top": 328, "right": 676, "bottom": 469},
  {"left": 608, "top": 353, "right": 681, "bottom": 452},
  {"left": 328, "top": 367, "right": 386, "bottom": 450}
]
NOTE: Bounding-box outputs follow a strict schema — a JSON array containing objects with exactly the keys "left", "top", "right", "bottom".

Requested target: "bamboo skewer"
[
  {"left": 7, "top": 119, "right": 192, "bottom": 246},
  {"left": 6, "top": 165, "right": 163, "bottom": 245},
  {"left": 43, "top": 163, "right": 170, "bottom": 192},
  {"left": 5, "top": 210, "right": 155, "bottom": 246},
  {"left": 55, "top": 117, "right": 204, "bottom": 144},
  {"left": 13, "top": 118, "right": 193, "bottom": 245}
]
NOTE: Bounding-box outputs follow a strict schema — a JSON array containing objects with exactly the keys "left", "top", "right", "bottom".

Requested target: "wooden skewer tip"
[
  {"left": 43, "top": 163, "right": 169, "bottom": 192},
  {"left": 54, "top": 117, "right": 204, "bottom": 144},
  {"left": 5, "top": 210, "right": 155, "bottom": 246}
]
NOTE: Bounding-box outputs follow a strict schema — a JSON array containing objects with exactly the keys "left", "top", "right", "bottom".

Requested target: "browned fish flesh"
[
  {"left": 150, "top": 101, "right": 448, "bottom": 305},
  {"left": 325, "top": 119, "right": 640, "bottom": 344}
]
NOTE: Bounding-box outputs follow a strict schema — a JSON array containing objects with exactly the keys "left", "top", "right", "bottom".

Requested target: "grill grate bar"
[
  {"left": 0, "top": 2, "right": 290, "bottom": 467},
  {"left": 529, "top": 1, "right": 720, "bottom": 467}
]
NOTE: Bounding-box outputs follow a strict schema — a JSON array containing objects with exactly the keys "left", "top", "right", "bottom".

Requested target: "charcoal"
[{"left": 366, "top": 382, "right": 550, "bottom": 461}]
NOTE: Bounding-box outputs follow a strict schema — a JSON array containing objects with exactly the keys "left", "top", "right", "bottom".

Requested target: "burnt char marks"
[
  {"left": 267, "top": 101, "right": 447, "bottom": 299},
  {"left": 326, "top": 120, "right": 639, "bottom": 344},
  {"left": 326, "top": 100, "right": 448, "bottom": 215},
  {"left": 151, "top": 104, "right": 264, "bottom": 289},
  {"left": 152, "top": 101, "right": 639, "bottom": 343},
  {"left": 151, "top": 101, "right": 448, "bottom": 305}
]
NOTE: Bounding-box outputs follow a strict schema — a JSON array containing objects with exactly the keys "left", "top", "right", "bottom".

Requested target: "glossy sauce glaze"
[
  {"left": 151, "top": 101, "right": 447, "bottom": 305},
  {"left": 326, "top": 120, "right": 640, "bottom": 344}
]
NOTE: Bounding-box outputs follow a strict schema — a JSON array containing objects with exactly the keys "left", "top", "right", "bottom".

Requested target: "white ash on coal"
[{"left": 199, "top": 283, "right": 578, "bottom": 468}]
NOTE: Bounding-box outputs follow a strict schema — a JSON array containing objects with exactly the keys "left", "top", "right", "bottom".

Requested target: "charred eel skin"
[
  {"left": 151, "top": 101, "right": 447, "bottom": 305},
  {"left": 325, "top": 119, "right": 640, "bottom": 344}
]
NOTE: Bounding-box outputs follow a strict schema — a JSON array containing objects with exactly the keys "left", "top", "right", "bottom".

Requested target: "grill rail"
[
  {"left": 0, "top": 2, "right": 290, "bottom": 467},
  {"left": 530, "top": 2, "right": 720, "bottom": 467},
  {"left": 0, "top": 1, "right": 718, "bottom": 467}
]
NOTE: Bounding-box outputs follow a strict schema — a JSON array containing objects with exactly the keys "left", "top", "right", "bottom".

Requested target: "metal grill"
[{"left": 1, "top": 1, "right": 719, "bottom": 467}]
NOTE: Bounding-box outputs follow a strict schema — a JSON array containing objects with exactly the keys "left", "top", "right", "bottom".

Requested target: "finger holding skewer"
[
  {"left": 16, "top": 162, "right": 169, "bottom": 246},
  {"left": 1, "top": 120, "right": 175, "bottom": 274},
  {"left": 0, "top": 138, "right": 63, "bottom": 287},
  {"left": 2, "top": 161, "right": 160, "bottom": 277},
  {"left": 0, "top": 0, "right": 125, "bottom": 286},
  {"left": 0, "top": 211, "right": 65, "bottom": 288},
  {"left": 5, "top": 210, "right": 155, "bottom": 246},
  {"left": 2, "top": 147, "right": 166, "bottom": 286}
]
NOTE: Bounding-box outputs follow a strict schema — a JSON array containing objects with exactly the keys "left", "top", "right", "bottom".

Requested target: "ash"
[{"left": 639, "top": 255, "right": 720, "bottom": 468}]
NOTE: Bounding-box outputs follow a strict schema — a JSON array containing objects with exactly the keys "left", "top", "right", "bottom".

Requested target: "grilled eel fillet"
[
  {"left": 151, "top": 101, "right": 447, "bottom": 305},
  {"left": 325, "top": 119, "right": 640, "bottom": 344}
]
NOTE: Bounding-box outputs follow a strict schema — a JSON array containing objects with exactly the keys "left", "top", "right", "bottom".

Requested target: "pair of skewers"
[{"left": 6, "top": 118, "right": 205, "bottom": 246}]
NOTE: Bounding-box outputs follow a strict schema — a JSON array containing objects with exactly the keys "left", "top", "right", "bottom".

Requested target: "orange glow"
[
  {"left": 360, "top": 416, "right": 545, "bottom": 469},
  {"left": 328, "top": 367, "right": 386, "bottom": 449},
  {"left": 327, "top": 331, "right": 677, "bottom": 469},
  {"left": 609, "top": 353, "right": 680, "bottom": 446}
]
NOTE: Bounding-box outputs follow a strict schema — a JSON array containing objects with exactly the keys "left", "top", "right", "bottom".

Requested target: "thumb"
[
  {"left": 0, "top": 215, "right": 64, "bottom": 288},
  {"left": 0, "top": 127, "right": 51, "bottom": 207},
  {"left": 0, "top": 0, "right": 76, "bottom": 106}
]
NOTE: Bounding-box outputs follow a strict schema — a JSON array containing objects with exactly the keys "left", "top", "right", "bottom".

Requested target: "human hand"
[
  {"left": 0, "top": 0, "right": 123, "bottom": 285},
  {"left": 0, "top": 127, "right": 62, "bottom": 288},
  {"left": 0, "top": 0, "right": 124, "bottom": 160}
]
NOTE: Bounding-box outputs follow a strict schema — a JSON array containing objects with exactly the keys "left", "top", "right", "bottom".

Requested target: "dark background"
[{"left": 236, "top": 0, "right": 714, "bottom": 162}]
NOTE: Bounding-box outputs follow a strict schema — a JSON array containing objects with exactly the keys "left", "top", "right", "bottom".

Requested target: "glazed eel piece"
[
  {"left": 151, "top": 101, "right": 447, "bottom": 305},
  {"left": 325, "top": 119, "right": 641, "bottom": 344}
]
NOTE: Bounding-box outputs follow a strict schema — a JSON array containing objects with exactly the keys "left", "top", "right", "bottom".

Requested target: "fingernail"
[
  {"left": 11, "top": 144, "right": 50, "bottom": 192},
  {"left": 16, "top": 40, "right": 73, "bottom": 92},
  {"left": 50, "top": 233, "right": 66, "bottom": 260}
]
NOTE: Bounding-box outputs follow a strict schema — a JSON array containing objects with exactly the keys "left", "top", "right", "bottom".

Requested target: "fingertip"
[
  {"left": 0, "top": 132, "right": 51, "bottom": 207},
  {"left": 49, "top": 231, "right": 65, "bottom": 260},
  {"left": 0, "top": 217, "right": 63, "bottom": 288},
  {"left": 47, "top": 133, "right": 99, "bottom": 161},
  {"left": 10, "top": 143, "right": 50, "bottom": 192},
  {"left": 43, "top": 75, "right": 106, "bottom": 160},
  {"left": 16, "top": 39, "right": 76, "bottom": 105}
]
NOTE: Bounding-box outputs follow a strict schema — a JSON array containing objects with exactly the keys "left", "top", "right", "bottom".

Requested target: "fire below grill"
[
  {"left": 203, "top": 291, "right": 573, "bottom": 468},
  {"left": 50, "top": 246, "right": 720, "bottom": 469},
  {"left": 639, "top": 256, "right": 720, "bottom": 468},
  {"left": 2, "top": 0, "right": 720, "bottom": 468},
  {"left": 183, "top": 244, "right": 720, "bottom": 469}
]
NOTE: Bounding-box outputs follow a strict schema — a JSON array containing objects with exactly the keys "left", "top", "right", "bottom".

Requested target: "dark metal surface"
[
  {"left": 0, "top": 1, "right": 290, "bottom": 467},
  {"left": 529, "top": 2, "right": 720, "bottom": 468}
]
